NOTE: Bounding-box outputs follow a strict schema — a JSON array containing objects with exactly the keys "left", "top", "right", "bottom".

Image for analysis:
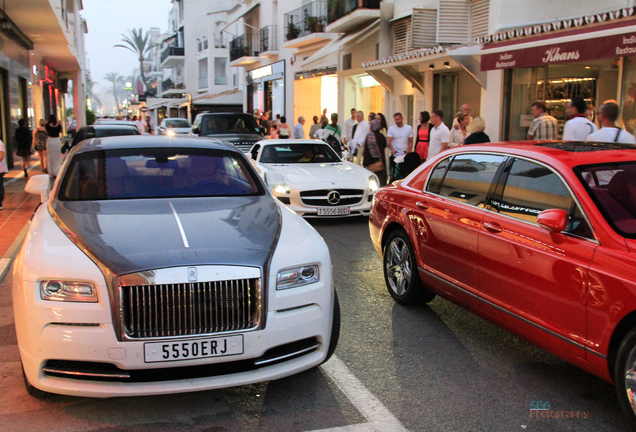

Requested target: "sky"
[{"left": 81, "top": 0, "right": 173, "bottom": 106}]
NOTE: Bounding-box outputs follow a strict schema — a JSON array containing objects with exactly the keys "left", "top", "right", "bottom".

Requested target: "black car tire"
[
  {"left": 22, "top": 363, "right": 50, "bottom": 399},
  {"left": 615, "top": 327, "right": 636, "bottom": 420},
  {"left": 383, "top": 229, "right": 435, "bottom": 305},
  {"left": 322, "top": 290, "right": 341, "bottom": 364}
]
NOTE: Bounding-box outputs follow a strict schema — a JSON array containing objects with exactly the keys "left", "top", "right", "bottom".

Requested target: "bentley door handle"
[
  {"left": 483, "top": 222, "right": 503, "bottom": 233},
  {"left": 415, "top": 202, "right": 429, "bottom": 210}
]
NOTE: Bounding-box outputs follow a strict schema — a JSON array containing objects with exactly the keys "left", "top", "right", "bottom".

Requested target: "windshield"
[
  {"left": 200, "top": 114, "right": 260, "bottom": 135},
  {"left": 164, "top": 119, "right": 191, "bottom": 128},
  {"left": 576, "top": 162, "right": 636, "bottom": 237},
  {"left": 94, "top": 128, "right": 140, "bottom": 138},
  {"left": 59, "top": 148, "right": 263, "bottom": 200},
  {"left": 260, "top": 143, "right": 341, "bottom": 164}
]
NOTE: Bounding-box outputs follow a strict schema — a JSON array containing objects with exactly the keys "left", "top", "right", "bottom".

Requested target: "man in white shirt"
[
  {"left": 428, "top": 110, "right": 450, "bottom": 161},
  {"left": 387, "top": 113, "right": 414, "bottom": 156},
  {"left": 586, "top": 102, "right": 636, "bottom": 144},
  {"left": 348, "top": 110, "right": 369, "bottom": 159},
  {"left": 342, "top": 108, "right": 357, "bottom": 146},
  {"left": 563, "top": 97, "right": 597, "bottom": 141},
  {"left": 294, "top": 116, "right": 305, "bottom": 139},
  {"left": 135, "top": 114, "right": 147, "bottom": 134}
]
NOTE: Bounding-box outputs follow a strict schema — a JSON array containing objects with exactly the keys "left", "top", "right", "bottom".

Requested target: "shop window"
[
  {"left": 622, "top": 57, "right": 636, "bottom": 135},
  {"left": 343, "top": 53, "right": 352, "bottom": 70},
  {"left": 433, "top": 73, "right": 457, "bottom": 129}
]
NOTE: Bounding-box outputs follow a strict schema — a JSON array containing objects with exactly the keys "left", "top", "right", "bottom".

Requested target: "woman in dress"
[
  {"left": 15, "top": 119, "right": 32, "bottom": 177},
  {"left": 414, "top": 111, "right": 432, "bottom": 162},
  {"left": 33, "top": 119, "right": 48, "bottom": 173},
  {"left": 363, "top": 119, "right": 387, "bottom": 186},
  {"left": 278, "top": 116, "right": 291, "bottom": 139},
  {"left": 448, "top": 112, "right": 469, "bottom": 148},
  {"left": 45, "top": 115, "right": 63, "bottom": 177}
]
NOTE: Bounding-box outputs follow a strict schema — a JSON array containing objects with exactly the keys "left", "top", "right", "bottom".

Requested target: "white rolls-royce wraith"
[
  {"left": 14, "top": 136, "right": 339, "bottom": 398},
  {"left": 249, "top": 140, "right": 380, "bottom": 217}
]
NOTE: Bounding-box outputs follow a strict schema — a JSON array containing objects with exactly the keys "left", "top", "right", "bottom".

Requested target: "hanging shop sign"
[
  {"left": 481, "top": 29, "right": 636, "bottom": 71},
  {"left": 246, "top": 60, "right": 284, "bottom": 85}
]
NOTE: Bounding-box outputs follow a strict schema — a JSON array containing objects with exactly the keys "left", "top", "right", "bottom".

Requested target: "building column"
[
  {"left": 73, "top": 71, "right": 87, "bottom": 128},
  {"left": 480, "top": 69, "right": 503, "bottom": 142}
]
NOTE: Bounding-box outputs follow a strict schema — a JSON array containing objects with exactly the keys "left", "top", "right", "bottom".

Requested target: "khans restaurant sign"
[{"left": 481, "top": 31, "right": 636, "bottom": 71}]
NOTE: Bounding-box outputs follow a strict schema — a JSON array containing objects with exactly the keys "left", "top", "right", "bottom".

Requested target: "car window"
[
  {"left": 200, "top": 114, "right": 260, "bottom": 135},
  {"left": 164, "top": 119, "right": 191, "bottom": 128},
  {"left": 425, "top": 157, "right": 451, "bottom": 194},
  {"left": 59, "top": 148, "right": 263, "bottom": 200},
  {"left": 576, "top": 162, "right": 636, "bottom": 237},
  {"left": 435, "top": 154, "right": 505, "bottom": 207},
  {"left": 495, "top": 159, "right": 593, "bottom": 238},
  {"left": 260, "top": 143, "right": 341, "bottom": 163},
  {"left": 94, "top": 128, "right": 140, "bottom": 138}
]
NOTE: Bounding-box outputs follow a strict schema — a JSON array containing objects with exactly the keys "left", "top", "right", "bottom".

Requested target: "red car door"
[
  {"left": 412, "top": 153, "right": 507, "bottom": 307},
  {"left": 478, "top": 158, "right": 597, "bottom": 360}
]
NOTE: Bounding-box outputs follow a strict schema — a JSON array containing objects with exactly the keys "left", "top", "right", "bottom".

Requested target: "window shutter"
[
  {"left": 411, "top": 9, "right": 437, "bottom": 49},
  {"left": 393, "top": 17, "right": 411, "bottom": 55},
  {"left": 470, "top": 0, "right": 490, "bottom": 40},
  {"left": 437, "top": 0, "right": 471, "bottom": 44}
]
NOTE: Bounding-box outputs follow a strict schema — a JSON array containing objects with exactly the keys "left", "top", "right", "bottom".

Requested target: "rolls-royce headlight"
[
  {"left": 166, "top": 130, "right": 176, "bottom": 137},
  {"left": 40, "top": 280, "right": 98, "bottom": 302},
  {"left": 273, "top": 184, "right": 290, "bottom": 194},
  {"left": 369, "top": 175, "right": 379, "bottom": 192},
  {"left": 277, "top": 265, "right": 319, "bottom": 290}
]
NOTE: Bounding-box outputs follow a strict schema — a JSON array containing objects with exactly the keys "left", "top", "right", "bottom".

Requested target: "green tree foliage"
[{"left": 114, "top": 28, "right": 158, "bottom": 94}]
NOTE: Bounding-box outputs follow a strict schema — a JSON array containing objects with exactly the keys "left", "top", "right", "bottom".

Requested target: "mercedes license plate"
[
  {"left": 144, "top": 335, "right": 244, "bottom": 363},
  {"left": 317, "top": 207, "right": 350, "bottom": 216}
]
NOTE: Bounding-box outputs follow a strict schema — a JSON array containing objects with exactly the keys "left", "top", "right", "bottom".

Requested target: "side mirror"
[
  {"left": 537, "top": 209, "right": 568, "bottom": 233},
  {"left": 25, "top": 174, "right": 50, "bottom": 203},
  {"left": 192, "top": 127, "right": 199, "bottom": 135}
]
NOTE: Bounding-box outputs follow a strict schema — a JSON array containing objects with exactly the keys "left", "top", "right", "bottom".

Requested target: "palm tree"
[
  {"left": 104, "top": 72, "right": 125, "bottom": 115},
  {"left": 114, "top": 28, "right": 158, "bottom": 94},
  {"left": 85, "top": 75, "right": 102, "bottom": 109}
]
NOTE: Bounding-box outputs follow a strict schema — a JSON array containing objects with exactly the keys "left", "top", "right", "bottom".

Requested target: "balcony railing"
[
  {"left": 162, "top": 78, "right": 185, "bottom": 92},
  {"left": 229, "top": 33, "right": 260, "bottom": 61},
  {"left": 260, "top": 25, "right": 278, "bottom": 53},
  {"left": 327, "top": 0, "right": 381, "bottom": 24},
  {"left": 198, "top": 77, "right": 208, "bottom": 89},
  {"left": 215, "top": 76, "right": 228, "bottom": 85},
  {"left": 284, "top": 0, "right": 327, "bottom": 42},
  {"left": 161, "top": 46, "right": 184, "bottom": 63},
  {"left": 214, "top": 37, "right": 227, "bottom": 48}
]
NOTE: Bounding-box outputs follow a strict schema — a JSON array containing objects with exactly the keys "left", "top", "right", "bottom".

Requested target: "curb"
[{"left": 0, "top": 220, "right": 30, "bottom": 285}]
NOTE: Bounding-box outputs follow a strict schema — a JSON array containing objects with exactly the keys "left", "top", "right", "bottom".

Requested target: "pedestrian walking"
[
  {"left": 375, "top": 113, "right": 388, "bottom": 135},
  {"left": 33, "top": 119, "right": 48, "bottom": 173},
  {"left": 320, "top": 108, "right": 328, "bottom": 124},
  {"left": 449, "top": 112, "right": 470, "bottom": 148},
  {"left": 414, "top": 111, "right": 432, "bottom": 161},
  {"left": 0, "top": 137, "right": 7, "bottom": 210},
  {"left": 527, "top": 102, "right": 558, "bottom": 140},
  {"left": 563, "top": 97, "right": 597, "bottom": 141},
  {"left": 452, "top": 104, "right": 473, "bottom": 130},
  {"left": 315, "top": 120, "right": 328, "bottom": 139},
  {"left": 387, "top": 112, "right": 414, "bottom": 157},
  {"left": 587, "top": 104, "right": 598, "bottom": 127},
  {"left": 586, "top": 102, "right": 636, "bottom": 144},
  {"left": 363, "top": 119, "right": 387, "bottom": 186},
  {"left": 348, "top": 111, "right": 369, "bottom": 162},
  {"left": 135, "top": 115, "right": 146, "bottom": 134},
  {"left": 294, "top": 116, "right": 305, "bottom": 139},
  {"left": 15, "top": 119, "right": 32, "bottom": 177},
  {"left": 368, "top": 112, "right": 376, "bottom": 123},
  {"left": 278, "top": 116, "right": 291, "bottom": 139},
  {"left": 464, "top": 117, "right": 491, "bottom": 145},
  {"left": 323, "top": 113, "right": 343, "bottom": 157},
  {"left": 45, "top": 115, "right": 63, "bottom": 177},
  {"left": 342, "top": 108, "right": 357, "bottom": 146},
  {"left": 428, "top": 110, "right": 449, "bottom": 160},
  {"left": 309, "top": 116, "right": 321, "bottom": 139}
]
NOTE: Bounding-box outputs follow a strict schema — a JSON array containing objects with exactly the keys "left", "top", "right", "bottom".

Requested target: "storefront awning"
[{"left": 481, "top": 15, "right": 636, "bottom": 71}]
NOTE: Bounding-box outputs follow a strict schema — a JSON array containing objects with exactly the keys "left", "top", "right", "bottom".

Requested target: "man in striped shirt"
[{"left": 527, "top": 101, "right": 558, "bottom": 140}]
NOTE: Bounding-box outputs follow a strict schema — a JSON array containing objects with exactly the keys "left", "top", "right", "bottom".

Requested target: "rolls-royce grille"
[
  {"left": 300, "top": 189, "right": 364, "bottom": 206},
  {"left": 121, "top": 279, "right": 260, "bottom": 339},
  {"left": 231, "top": 141, "right": 258, "bottom": 153}
]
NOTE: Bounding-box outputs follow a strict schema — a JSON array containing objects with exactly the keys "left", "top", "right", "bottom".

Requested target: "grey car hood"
[{"left": 50, "top": 196, "right": 281, "bottom": 276}]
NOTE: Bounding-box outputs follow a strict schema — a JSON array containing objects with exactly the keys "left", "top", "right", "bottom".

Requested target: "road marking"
[{"left": 310, "top": 355, "right": 408, "bottom": 432}]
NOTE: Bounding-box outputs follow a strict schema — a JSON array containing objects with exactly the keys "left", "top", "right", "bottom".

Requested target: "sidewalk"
[{"left": 0, "top": 161, "right": 45, "bottom": 281}]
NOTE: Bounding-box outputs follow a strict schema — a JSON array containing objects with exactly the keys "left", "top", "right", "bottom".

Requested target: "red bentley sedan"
[{"left": 369, "top": 141, "right": 636, "bottom": 418}]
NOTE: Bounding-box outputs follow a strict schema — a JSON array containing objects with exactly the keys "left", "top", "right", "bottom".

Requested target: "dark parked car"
[
  {"left": 70, "top": 124, "right": 141, "bottom": 149},
  {"left": 191, "top": 113, "right": 265, "bottom": 152}
]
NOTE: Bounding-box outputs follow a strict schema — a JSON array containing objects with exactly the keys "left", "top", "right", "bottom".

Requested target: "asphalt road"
[{"left": 0, "top": 216, "right": 634, "bottom": 431}]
